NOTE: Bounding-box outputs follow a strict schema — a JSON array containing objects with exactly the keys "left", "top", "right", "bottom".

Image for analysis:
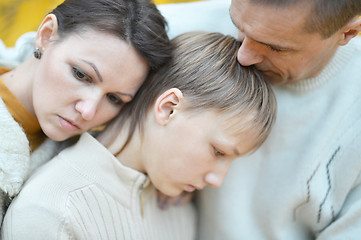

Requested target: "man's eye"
[
  {"left": 107, "top": 93, "right": 124, "bottom": 106},
  {"left": 72, "top": 66, "right": 92, "bottom": 83},
  {"left": 269, "top": 46, "right": 282, "bottom": 52}
]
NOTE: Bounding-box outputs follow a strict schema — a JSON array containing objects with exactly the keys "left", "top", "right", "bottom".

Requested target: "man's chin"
[{"left": 263, "top": 72, "right": 289, "bottom": 85}]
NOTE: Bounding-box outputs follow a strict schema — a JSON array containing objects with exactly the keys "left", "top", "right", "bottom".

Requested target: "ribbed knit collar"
[
  {"left": 59, "top": 132, "right": 150, "bottom": 208},
  {"left": 281, "top": 40, "right": 355, "bottom": 93}
]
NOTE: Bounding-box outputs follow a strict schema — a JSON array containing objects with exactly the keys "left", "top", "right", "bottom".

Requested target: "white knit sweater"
[
  {"left": 1, "top": 133, "right": 196, "bottom": 240},
  {"left": 198, "top": 37, "right": 361, "bottom": 240}
]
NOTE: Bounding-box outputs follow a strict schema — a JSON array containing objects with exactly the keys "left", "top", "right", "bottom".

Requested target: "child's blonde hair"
[{"left": 104, "top": 31, "right": 277, "bottom": 153}]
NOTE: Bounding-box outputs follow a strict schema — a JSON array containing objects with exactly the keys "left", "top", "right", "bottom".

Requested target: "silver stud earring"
[{"left": 33, "top": 48, "right": 42, "bottom": 59}]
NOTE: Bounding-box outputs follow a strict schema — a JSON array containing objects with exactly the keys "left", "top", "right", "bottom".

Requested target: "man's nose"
[{"left": 237, "top": 37, "right": 264, "bottom": 66}]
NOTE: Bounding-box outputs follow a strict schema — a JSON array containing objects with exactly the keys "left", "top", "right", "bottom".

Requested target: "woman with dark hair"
[{"left": 0, "top": 0, "right": 171, "bottom": 221}]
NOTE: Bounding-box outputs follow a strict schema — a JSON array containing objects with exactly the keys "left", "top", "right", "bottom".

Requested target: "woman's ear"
[
  {"left": 338, "top": 17, "right": 361, "bottom": 46},
  {"left": 154, "top": 88, "right": 184, "bottom": 126},
  {"left": 35, "top": 14, "right": 59, "bottom": 51}
]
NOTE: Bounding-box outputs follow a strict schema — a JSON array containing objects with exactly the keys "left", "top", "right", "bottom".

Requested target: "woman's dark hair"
[{"left": 51, "top": 0, "right": 171, "bottom": 70}]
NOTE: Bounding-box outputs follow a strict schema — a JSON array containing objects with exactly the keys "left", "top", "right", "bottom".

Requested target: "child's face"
[{"left": 143, "top": 110, "right": 258, "bottom": 197}]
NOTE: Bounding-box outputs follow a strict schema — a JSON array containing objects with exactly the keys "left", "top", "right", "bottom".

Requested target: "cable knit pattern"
[
  {"left": 198, "top": 37, "right": 361, "bottom": 240},
  {"left": 1, "top": 133, "right": 196, "bottom": 240}
]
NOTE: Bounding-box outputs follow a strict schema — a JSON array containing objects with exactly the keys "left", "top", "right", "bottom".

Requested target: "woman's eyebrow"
[
  {"left": 81, "top": 59, "right": 134, "bottom": 100},
  {"left": 81, "top": 59, "right": 103, "bottom": 82},
  {"left": 116, "top": 91, "right": 134, "bottom": 100}
]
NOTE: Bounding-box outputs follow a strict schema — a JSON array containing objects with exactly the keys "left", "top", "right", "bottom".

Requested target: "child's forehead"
[
  {"left": 175, "top": 107, "right": 260, "bottom": 156},
  {"left": 220, "top": 110, "right": 261, "bottom": 141}
]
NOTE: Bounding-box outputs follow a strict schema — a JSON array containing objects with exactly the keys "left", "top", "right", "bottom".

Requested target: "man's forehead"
[
  {"left": 230, "top": 0, "right": 310, "bottom": 35},
  {"left": 230, "top": 0, "right": 314, "bottom": 49}
]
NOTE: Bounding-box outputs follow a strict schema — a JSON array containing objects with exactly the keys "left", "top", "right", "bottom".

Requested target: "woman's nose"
[{"left": 75, "top": 95, "right": 102, "bottom": 121}]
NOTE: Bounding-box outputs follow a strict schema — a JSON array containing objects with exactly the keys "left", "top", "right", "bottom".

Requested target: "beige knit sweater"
[{"left": 1, "top": 133, "right": 196, "bottom": 240}]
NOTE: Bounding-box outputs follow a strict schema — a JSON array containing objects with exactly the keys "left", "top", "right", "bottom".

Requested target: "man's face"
[{"left": 230, "top": 0, "right": 342, "bottom": 84}]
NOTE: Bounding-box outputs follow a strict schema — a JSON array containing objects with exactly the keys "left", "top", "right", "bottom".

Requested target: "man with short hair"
[{"left": 198, "top": 0, "right": 361, "bottom": 239}]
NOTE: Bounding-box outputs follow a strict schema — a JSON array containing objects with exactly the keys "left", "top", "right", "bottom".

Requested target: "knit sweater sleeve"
[
  {"left": 0, "top": 194, "right": 73, "bottom": 240},
  {"left": 0, "top": 150, "right": 76, "bottom": 239}
]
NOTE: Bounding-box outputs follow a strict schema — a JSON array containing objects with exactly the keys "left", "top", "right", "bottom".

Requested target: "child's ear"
[
  {"left": 154, "top": 88, "right": 184, "bottom": 126},
  {"left": 338, "top": 17, "right": 361, "bottom": 46},
  {"left": 35, "top": 14, "right": 59, "bottom": 52}
]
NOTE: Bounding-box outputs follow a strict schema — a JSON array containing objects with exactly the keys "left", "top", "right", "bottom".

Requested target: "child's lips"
[
  {"left": 184, "top": 184, "right": 203, "bottom": 192},
  {"left": 184, "top": 185, "right": 196, "bottom": 192}
]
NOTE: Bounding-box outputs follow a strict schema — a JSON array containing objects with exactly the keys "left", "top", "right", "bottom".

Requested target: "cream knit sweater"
[
  {"left": 198, "top": 37, "right": 361, "bottom": 240},
  {"left": 1, "top": 133, "right": 196, "bottom": 240}
]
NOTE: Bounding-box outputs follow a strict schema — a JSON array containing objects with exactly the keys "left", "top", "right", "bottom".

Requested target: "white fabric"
[
  {"left": 197, "top": 36, "right": 361, "bottom": 240},
  {"left": 158, "top": 0, "right": 236, "bottom": 39},
  {"left": 0, "top": 97, "right": 30, "bottom": 221},
  {"left": 0, "top": 32, "right": 36, "bottom": 69}
]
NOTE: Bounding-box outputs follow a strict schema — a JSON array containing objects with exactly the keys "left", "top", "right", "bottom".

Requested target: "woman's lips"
[{"left": 58, "top": 116, "right": 80, "bottom": 131}]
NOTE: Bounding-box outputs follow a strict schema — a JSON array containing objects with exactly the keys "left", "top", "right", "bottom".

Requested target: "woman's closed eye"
[{"left": 72, "top": 66, "right": 92, "bottom": 83}]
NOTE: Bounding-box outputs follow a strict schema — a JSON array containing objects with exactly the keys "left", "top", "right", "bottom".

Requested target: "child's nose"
[{"left": 204, "top": 161, "right": 231, "bottom": 188}]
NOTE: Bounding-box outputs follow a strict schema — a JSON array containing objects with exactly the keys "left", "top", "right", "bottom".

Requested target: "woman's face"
[
  {"left": 33, "top": 30, "right": 149, "bottom": 141},
  {"left": 143, "top": 109, "right": 258, "bottom": 197}
]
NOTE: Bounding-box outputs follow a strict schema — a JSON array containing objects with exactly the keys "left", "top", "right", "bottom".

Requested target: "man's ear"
[
  {"left": 338, "top": 17, "right": 361, "bottom": 46},
  {"left": 154, "top": 88, "right": 184, "bottom": 126},
  {"left": 35, "top": 14, "right": 59, "bottom": 51}
]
